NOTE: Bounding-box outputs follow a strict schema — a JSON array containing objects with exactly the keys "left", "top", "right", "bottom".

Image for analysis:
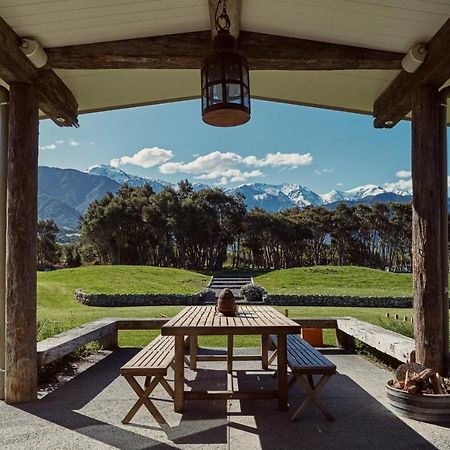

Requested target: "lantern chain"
[{"left": 215, "top": 0, "right": 231, "bottom": 32}]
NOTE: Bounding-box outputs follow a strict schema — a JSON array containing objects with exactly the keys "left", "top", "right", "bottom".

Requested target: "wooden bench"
[
  {"left": 37, "top": 318, "right": 117, "bottom": 366},
  {"left": 271, "top": 334, "right": 336, "bottom": 421},
  {"left": 336, "top": 317, "right": 415, "bottom": 362},
  {"left": 120, "top": 335, "right": 178, "bottom": 425}
]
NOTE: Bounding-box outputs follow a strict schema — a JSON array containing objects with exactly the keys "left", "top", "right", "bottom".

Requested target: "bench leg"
[
  {"left": 160, "top": 377, "right": 174, "bottom": 399},
  {"left": 123, "top": 375, "right": 166, "bottom": 424},
  {"left": 268, "top": 349, "right": 277, "bottom": 366},
  {"left": 291, "top": 374, "right": 334, "bottom": 422}
]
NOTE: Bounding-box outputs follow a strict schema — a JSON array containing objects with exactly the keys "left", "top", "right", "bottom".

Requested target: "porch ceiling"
[{"left": 1, "top": 0, "right": 449, "bottom": 117}]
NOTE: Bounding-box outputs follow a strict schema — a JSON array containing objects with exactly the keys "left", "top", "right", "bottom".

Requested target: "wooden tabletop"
[{"left": 161, "top": 305, "right": 301, "bottom": 336}]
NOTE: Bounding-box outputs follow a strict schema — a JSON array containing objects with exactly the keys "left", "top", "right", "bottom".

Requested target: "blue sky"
[{"left": 38, "top": 98, "right": 416, "bottom": 195}]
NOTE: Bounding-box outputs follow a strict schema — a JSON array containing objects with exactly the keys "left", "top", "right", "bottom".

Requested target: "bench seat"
[
  {"left": 120, "top": 334, "right": 180, "bottom": 425},
  {"left": 271, "top": 334, "right": 336, "bottom": 421},
  {"left": 121, "top": 335, "right": 176, "bottom": 377}
]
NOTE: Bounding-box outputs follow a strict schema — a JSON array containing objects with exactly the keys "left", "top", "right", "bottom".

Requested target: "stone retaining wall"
[
  {"left": 75, "top": 289, "right": 416, "bottom": 308},
  {"left": 264, "top": 294, "right": 412, "bottom": 308},
  {"left": 75, "top": 289, "right": 202, "bottom": 307}
]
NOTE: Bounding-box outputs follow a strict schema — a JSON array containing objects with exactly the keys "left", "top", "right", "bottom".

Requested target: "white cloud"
[
  {"left": 396, "top": 170, "right": 411, "bottom": 178},
  {"left": 337, "top": 182, "right": 344, "bottom": 187},
  {"left": 243, "top": 152, "right": 313, "bottom": 168},
  {"left": 111, "top": 147, "right": 173, "bottom": 169},
  {"left": 68, "top": 138, "right": 80, "bottom": 147},
  {"left": 160, "top": 151, "right": 241, "bottom": 175},
  {"left": 196, "top": 169, "right": 263, "bottom": 184},
  {"left": 55, "top": 140, "right": 64, "bottom": 145},
  {"left": 159, "top": 150, "right": 312, "bottom": 184},
  {"left": 314, "top": 168, "right": 334, "bottom": 176},
  {"left": 39, "top": 143, "right": 57, "bottom": 150}
]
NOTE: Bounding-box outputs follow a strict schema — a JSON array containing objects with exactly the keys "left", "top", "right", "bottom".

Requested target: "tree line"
[{"left": 38, "top": 181, "right": 414, "bottom": 272}]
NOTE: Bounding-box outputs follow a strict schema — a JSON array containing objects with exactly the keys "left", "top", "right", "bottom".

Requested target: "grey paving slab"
[{"left": 0, "top": 348, "right": 449, "bottom": 449}]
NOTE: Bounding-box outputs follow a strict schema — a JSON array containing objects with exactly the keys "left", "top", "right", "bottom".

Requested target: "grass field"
[
  {"left": 254, "top": 266, "right": 413, "bottom": 297},
  {"left": 37, "top": 265, "right": 417, "bottom": 348},
  {"left": 37, "top": 265, "right": 208, "bottom": 334}
]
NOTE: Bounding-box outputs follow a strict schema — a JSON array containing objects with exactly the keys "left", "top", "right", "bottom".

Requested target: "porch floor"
[{"left": 1, "top": 348, "right": 449, "bottom": 449}]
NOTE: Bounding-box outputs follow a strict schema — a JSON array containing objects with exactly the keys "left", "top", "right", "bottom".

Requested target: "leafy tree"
[{"left": 37, "top": 219, "right": 60, "bottom": 268}]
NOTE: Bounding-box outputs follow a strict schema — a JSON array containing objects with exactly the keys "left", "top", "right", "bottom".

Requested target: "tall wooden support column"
[
  {"left": 412, "top": 85, "right": 444, "bottom": 373},
  {"left": 0, "top": 87, "right": 9, "bottom": 400},
  {"left": 5, "top": 83, "right": 39, "bottom": 403}
]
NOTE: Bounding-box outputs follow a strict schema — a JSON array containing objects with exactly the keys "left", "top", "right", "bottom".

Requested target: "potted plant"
[{"left": 240, "top": 283, "right": 266, "bottom": 302}]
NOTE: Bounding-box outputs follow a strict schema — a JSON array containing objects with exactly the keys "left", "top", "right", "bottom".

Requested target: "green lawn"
[
  {"left": 37, "top": 265, "right": 415, "bottom": 348},
  {"left": 255, "top": 266, "right": 413, "bottom": 297},
  {"left": 37, "top": 265, "right": 208, "bottom": 331}
]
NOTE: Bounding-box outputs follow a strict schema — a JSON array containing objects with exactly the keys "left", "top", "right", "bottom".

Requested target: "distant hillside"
[{"left": 38, "top": 166, "right": 121, "bottom": 237}]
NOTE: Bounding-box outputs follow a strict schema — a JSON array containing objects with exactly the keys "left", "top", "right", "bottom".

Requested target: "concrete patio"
[{"left": 1, "top": 348, "right": 449, "bottom": 450}]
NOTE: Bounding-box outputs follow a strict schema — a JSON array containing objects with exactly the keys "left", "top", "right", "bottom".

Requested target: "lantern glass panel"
[
  {"left": 243, "top": 86, "right": 250, "bottom": 109},
  {"left": 208, "top": 84, "right": 223, "bottom": 106},
  {"left": 225, "top": 61, "right": 241, "bottom": 82},
  {"left": 242, "top": 67, "right": 249, "bottom": 87},
  {"left": 201, "top": 70, "right": 207, "bottom": 89},
  {"left": 207, "top": 63, "right": 222, "bottom": 83},
  {"left": 226, "top": 83, "right": 242, "bottom": 104},
  {"left": 201, "top": 88, "right": 206, "bottom": 110}
]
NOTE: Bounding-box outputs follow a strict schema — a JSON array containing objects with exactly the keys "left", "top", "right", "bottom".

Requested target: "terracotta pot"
[{"left": 217, "top": 288, "right": 238, "bottom": 317}]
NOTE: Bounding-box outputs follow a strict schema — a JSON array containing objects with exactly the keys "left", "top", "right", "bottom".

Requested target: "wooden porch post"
[
  {"left": 0, "top": 87, "right": 8, "bottom": 400},
  {"left": 412, "top": 85, "right": 444, "bottom": 373},
  {"left": 5, "top": 83, "right": 39, "bottom": 403}
]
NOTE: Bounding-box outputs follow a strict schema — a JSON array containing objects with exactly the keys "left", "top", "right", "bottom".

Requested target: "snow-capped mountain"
[
  {"left": 225, "top": 184, "right": 297, "bottom": 211},
  {"left": 320, "top": 189, "right": 346, "bottom": 204},
  {"left": 320, "top": 184, "right": 412, "bottom": 205},
  {"left": 280, "top": 184, "right": 324, "bottom": 207},
  {"left": 86, "top": 164, "right": 169, "bottom": 192},
  {"left": 84, "top": 166, "right": 413, "bottom": 212},
  {"left": 38, "top": 165, "right": 416, "bottom": 240}
]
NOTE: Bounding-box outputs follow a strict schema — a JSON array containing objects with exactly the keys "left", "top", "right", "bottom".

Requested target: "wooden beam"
[
  {"left": 0, "top": 17, "right": 78, "bottom": 127},
  {"left": 374, "top": 19, "right": 450, "bottom": 128},
  {"left": 45, "top": 31, "right": 403, "bottom": 71},
  {"left": 5, "top": 82, "right": 39, "bottom": 404},
  {"left": 209, "top": 0, "right": 241, "bottom": 39},
  {"left": 37, "top": 69, "right": 79, "bottom": 127},
  {"left": 411, "top": 85, "right": 444, "bottom": 374}
]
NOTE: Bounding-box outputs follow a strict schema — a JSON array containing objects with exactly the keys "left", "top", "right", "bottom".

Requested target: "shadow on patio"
[{"left": 1, "top": 348, "right": 444, "bottom": 449}]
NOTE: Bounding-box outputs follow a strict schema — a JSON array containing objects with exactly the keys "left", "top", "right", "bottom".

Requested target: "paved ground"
[{"left": 1, "top": 348, "right": 450, "bottom": 449}]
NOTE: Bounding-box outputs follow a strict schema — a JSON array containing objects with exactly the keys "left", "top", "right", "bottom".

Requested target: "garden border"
[{"left": 74, "top": 289, "right": 418, "bottom": 308}]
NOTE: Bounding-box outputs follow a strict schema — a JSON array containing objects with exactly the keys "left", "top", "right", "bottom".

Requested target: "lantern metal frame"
[{"left": 201, "top": 1, "right": 251, "bottom": 127}]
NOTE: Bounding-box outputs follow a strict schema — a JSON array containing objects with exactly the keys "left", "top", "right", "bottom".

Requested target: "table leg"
[
  {"left": 189, "top": 335, "right": 198, "bottom": 370},
  {"left": 277, "top": 333, "right": 288, "bottom": 410},
  {"left": 261, "top": 334, "right": 269, "bottom": 370},
  {"left": 174, "top": 335, "right": 185, "bottom": 413},
  {"left": 227, "top": 335, "right": 234, "bottom": 373}
]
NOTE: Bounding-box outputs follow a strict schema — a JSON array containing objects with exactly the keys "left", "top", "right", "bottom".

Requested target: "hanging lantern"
[{"left": 201, "top": 0, "right": 250, "bottom": 127}]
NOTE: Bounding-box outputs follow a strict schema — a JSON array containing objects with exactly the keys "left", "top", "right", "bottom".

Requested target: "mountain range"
[{"left": 37, "top": 164, "right": 413, "bottom": 240}]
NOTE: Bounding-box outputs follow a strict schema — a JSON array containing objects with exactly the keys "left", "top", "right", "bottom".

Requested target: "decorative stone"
[{"left": 217, "top": 288, "right": 238, "bottom": 316}]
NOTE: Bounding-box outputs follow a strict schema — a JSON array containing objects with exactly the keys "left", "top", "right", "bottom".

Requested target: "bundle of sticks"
[{"left": 392, "top": 362, "right": 449, "bottom": 395}]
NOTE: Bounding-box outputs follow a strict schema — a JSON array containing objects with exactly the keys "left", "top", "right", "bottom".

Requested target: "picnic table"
[{"left": 161, "top": 305, "right": 301, "bottom": 412}]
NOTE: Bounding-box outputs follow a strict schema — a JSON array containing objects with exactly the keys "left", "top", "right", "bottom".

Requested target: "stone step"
[{"left": 210, "top": 279, "right": 252, "bottom": 282}]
